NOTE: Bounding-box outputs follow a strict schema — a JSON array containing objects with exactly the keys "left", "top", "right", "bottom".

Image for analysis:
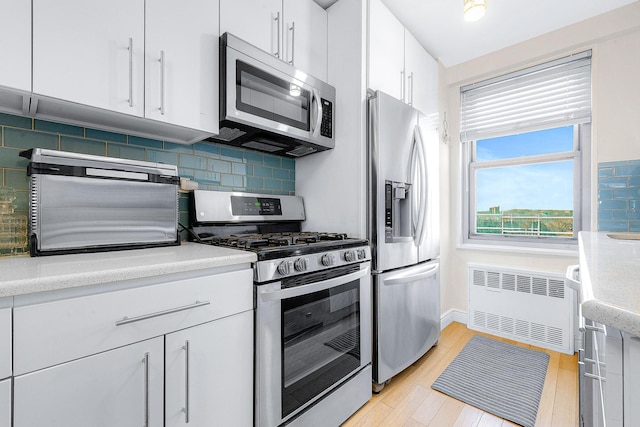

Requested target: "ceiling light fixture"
[{"left": 463, "top": 0, "right": 487, "bottom": 22}]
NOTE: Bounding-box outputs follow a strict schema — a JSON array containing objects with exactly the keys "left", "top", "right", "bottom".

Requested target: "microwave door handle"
[
  {"left": 311, "top": 88, "right": 323, "bottom": 137},
  {"left": 260, "top": 266, "right": 370, "bottom": 301}
]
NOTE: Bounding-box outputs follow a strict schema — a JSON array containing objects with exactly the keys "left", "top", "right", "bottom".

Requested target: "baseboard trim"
[{"left": 441, "top": 309, "right": 467, "bottom": 330}]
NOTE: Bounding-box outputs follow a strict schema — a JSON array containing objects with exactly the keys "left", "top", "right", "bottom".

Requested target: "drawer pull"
[{"left": 115, "top": 300, "right": 211, "bottom": 326}]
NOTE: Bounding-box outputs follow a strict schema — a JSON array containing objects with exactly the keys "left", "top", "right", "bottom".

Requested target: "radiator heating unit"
[{"left": 468, "top": 264, "right": 576, "bottom": 355}]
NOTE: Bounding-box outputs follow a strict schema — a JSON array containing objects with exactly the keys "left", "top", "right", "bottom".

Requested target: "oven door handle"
[{"left": 260, "top": 266, "right": 370, "bottom": 301}]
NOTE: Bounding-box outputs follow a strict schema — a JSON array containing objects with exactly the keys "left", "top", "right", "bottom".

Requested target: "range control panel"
[{"left": 231, "top": 196, "right": 283, "bottom": 216}]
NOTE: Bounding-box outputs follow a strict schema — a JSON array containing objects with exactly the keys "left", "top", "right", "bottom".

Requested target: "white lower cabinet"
[
  {"left": 165, "top": 310, "right": 254, "bottom": 426},
  {"left": 14, "top": 337, "right": 164, "bottom": 427},
  {"left": 11, "top": 267, "right": 254, "bottom": 426},
  {"left": 0, "top": 378, "right": 10, "bottom": 427}
]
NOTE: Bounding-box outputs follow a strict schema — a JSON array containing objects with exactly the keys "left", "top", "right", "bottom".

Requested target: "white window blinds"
[{"left": 460, "top": 50, "right": 591, "bottom": 142}]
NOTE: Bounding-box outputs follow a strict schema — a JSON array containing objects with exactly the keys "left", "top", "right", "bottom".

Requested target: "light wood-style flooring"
[{"left": 342, "top": 321, "right": 578, "bottom": 427}]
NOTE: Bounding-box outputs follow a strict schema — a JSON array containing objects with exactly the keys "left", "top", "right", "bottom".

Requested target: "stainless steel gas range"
[{"left": 190, "top": 190, "right": 372, "bottom": 427}]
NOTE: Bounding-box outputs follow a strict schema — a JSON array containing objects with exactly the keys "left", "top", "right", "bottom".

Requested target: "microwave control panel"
[{"left": 320, "top": 98, "right": 333, "bottom": 138}]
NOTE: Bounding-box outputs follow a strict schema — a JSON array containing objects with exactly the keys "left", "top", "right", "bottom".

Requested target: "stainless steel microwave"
[{"left": 209, "top": 33, "right": 335, "bottom": 158}]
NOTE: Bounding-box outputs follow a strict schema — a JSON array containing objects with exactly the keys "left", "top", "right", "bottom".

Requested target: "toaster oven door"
[{"left": 30, "top": 173, "right": 179, "bottom": 255}]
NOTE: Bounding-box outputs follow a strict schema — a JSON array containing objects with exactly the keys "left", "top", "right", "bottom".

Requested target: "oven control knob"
[
  {"left": 357, "top": 249, "right": 367, "bottom": 260},
  {"left": 277, "top": 260, "right": 293, "bottom": 276},
  {"left": 344, "top": 250, "right": 356, "bottom": 262},
  {"left": 321, "top": 253, "right": 336, "bottom": 267},
  {"left": 294, "top": 257, "right": 309, "bottom": 272}
]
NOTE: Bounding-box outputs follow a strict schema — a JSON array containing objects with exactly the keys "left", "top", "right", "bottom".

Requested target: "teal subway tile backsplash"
[
  {"left": 86, "top": 128, "right": 127, "bottom": 143},
  {"left": 107, "top": 144, "right": 146, "bottom": 161},
  {"left": 598, "top": 160, "right": 640, "bottom": 232},
  {"left": 34, "top": 119, "right": 84, "bottom": 136},
  {"left": 60, "top": 136, "right": 106, "bottom": 155},
  {"left": 5, "top": 128, "right": 58, "bottom": 150},
  {"left": 0, "top": 111, "right": 295, "bottom": 257}
]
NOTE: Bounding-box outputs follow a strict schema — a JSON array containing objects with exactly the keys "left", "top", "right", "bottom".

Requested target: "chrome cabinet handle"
[
  {"left": 182, "top": 340, "right": 191, "bottom": 423},
  {"left": 128, "top": 37, "right": 133, "bottom": 107},
  {"left": 115, "top": 300, "right": 211, "bottom": 326},
  {"left": 400, "top": 69, "right": 405, "bottom": 102},
  {"left": 159, "top": 50, "right": 165, "bottom": 115},
  {"left": 273, "top": 12, "right": 281, "bottom": 58},
  {"left": 143, "top": 352, "right": 150, "bottom": 427},
  {"left": 288, "top": 22, "right": 295, "bottom": 65},
  {"left": 408, "top": 72, "right": 414, "bottom": 106}
]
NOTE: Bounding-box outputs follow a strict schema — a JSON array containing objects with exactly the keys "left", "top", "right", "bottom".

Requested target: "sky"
[{"left": 475, "top": 126, "right": 574, "bottom": 211}]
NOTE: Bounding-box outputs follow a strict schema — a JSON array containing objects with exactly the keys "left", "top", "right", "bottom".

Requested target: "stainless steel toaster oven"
[{"left": 21, "top": 148, "right": 180, "bottom": 256}]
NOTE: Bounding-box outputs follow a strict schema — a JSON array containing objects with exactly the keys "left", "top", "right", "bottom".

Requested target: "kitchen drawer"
[
  {"left": 0, "top": 303, "right": 11, "bottom": 380},
  {"left": 14, "top": 268, "right": 253, "bottom": 375}
]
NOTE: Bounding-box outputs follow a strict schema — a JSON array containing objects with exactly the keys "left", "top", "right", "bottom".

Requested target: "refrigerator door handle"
[
  {"left": 383, "top": 262, "right": 439, "bottom": 286},
  {"left": 413, "top": 126, "right": 428, "bottom": 247}
]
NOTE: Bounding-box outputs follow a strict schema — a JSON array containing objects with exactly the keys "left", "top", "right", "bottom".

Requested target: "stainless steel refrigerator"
[{"left": 367, "top": 91, "right": 440, "bottom": 391}]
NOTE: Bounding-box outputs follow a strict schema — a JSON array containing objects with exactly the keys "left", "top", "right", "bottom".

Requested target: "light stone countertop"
[
  {"left": 0, "top": 242, "right": 257, "bottom": 298},
  {"left": 579, "top": 231, "right": 640, "bottom": 337}
]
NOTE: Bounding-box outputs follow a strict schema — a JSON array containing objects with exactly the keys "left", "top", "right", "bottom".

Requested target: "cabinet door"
[
  {"left": 283, "top": 0, "right": 328, "bottom": 81},
  {"left": 145, "top": 0, "right": 218, "bottom": 133},
  {"left": 368, "top": 0, "right": 404, "bottom": 100},
  {"left": 404, "top": 29, "right": 438, "bottom": 116},
  {"left": 0, "top": 306, "right": 10, "bottom": 380},
  {"left": 32, "top": 0, "right": 145, "bottom": 117},
  {"left": 220, "top": 0, "right": 282, "bottom": 58},
  {"left": 0, "top": 0, "right": 30, "bottom": 93},
  {"left": 165, "top": 311, "right": 254, "bottom": 427},
  {"left": 14, "top": 337, "right": 164, "bottom": 427},
  {"left": 0, "top": 378, "right": 10, "bottom": 427}
]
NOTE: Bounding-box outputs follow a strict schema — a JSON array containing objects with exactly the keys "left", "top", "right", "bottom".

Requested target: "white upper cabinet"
[
  {"left": 32, "top": 0, "right": 219, "bottom": 139},
  {"left": 220, "top": 0, "right": 282, "bottom": 57},
  {"left": 220, "top": 0, "right": 328, "bottom": 80},
  {"left": 368, "top": 0, "right": 438, "bottom": 116},
  {"left": 404, "top": 30, "right": 438, "bottom": 116},
  {"left": 0, "top": 0, "right": 31, "bottom": 99},
  {"left": 32, "top": 0, "right": 146, "bottom": 117},
  {"left": 282, "top": 0, "right": 328, "bottom": 81},
  {"left": 145, "top": 0, "right": 218, "bottom": 133},
  {"left": 368, "top": 0, "right": 405, "bottom": 101}
]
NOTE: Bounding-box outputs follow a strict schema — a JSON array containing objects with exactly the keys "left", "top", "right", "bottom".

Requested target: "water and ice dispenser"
[{"left": 384, "top": 180, "right": 413, "bottom": 243}]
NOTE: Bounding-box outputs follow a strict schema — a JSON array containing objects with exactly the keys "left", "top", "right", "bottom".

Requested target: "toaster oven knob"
[
  {"left": 344, "top": 250, "right": 356, "bottom": 262},
  {"left": 321, "top": 253, "right": 336, "bottom": 267},
  {"left": 277, "top": 260, "right": 293, "bottom": 276},
  {"left": 294, "top": 257, "right": 309, "bottom": 272}
]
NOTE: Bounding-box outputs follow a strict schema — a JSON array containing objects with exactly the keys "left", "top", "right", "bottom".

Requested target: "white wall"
[
  {"left": 440, "top": 2, "right": 640, "bottom": 316},
  {"left": 295, "top": 0, "right": 368, "bottom": 238}
]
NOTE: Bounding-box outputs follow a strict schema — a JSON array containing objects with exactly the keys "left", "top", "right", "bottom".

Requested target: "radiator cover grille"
[{"left": 468, "top": 264, "right": 575, "bottom": 354}]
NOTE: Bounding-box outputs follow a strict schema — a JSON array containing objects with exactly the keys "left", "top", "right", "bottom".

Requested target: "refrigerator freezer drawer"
[{"left": 373, "top": 260, "right": 440, "bottom": 385}]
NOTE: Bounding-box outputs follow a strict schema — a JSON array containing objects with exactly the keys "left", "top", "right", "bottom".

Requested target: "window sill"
[{"left": 456, "top": 241, "right": 578, "bottom": 257}]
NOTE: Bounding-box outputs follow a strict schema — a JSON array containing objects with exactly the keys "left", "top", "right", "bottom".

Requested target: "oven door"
[{"left": 256, "top": 262, "right": 371, "bottom": 427}]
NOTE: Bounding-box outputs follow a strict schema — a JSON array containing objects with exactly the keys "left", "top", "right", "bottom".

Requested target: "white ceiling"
[{"left": 314, "top": 0, "right": 638, "bottom": 67}]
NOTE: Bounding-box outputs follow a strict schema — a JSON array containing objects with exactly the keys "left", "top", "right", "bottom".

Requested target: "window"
[{"left": 461, "top": 51, "right": 592, "bottom": 249}]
